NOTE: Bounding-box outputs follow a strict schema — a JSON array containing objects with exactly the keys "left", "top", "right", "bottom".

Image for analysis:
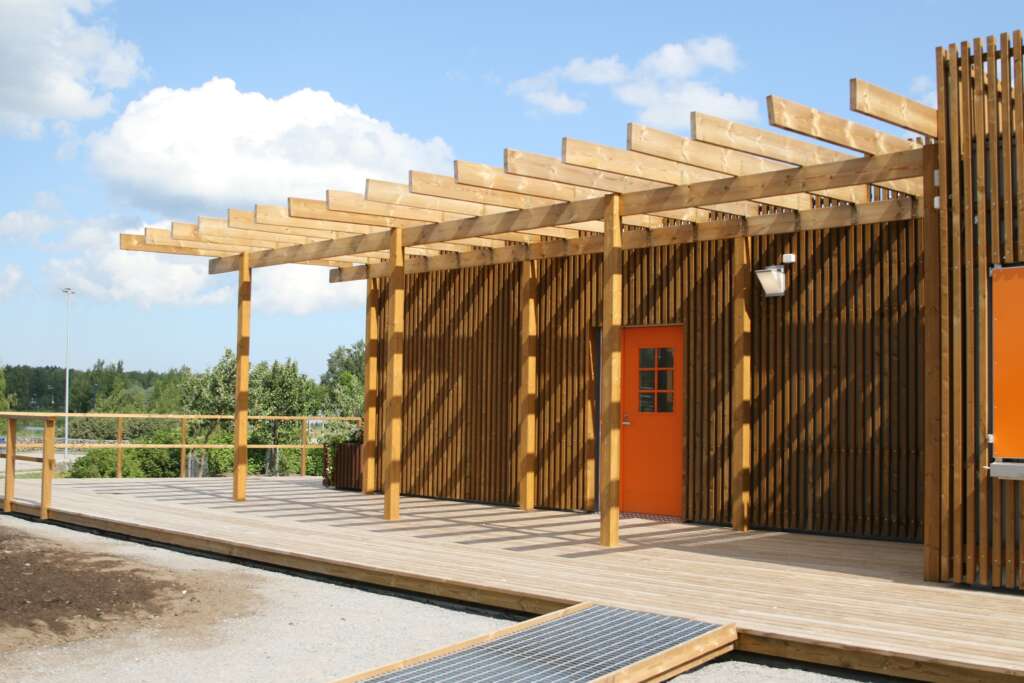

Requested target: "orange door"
[{"left": 620, "top": 325, "right": 684, "bottom": 517}]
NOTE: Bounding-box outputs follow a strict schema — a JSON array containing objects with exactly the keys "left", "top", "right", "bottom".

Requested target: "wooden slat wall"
[
  {"left": 934, "top": 33, "right": 1024, "bottom": 589},
  {"left": 372, "top": 266, "right": 520, "bottom": 505},
  {"left": 750, "top": 217, "right": 924, "bottom": 542}
]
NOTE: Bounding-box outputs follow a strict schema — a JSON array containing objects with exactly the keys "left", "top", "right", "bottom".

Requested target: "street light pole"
[{"left": 61, "top": 287, "right": 74, "bottom": 462}]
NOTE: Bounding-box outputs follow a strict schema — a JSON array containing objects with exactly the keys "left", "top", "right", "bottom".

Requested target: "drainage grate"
[{"left": 361, "top": 605, "right": 724, "bottom": 682}]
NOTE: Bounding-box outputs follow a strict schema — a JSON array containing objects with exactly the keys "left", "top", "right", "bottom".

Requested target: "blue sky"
[{"left": 1, "top": 0, "right": 1020, "bottom": 378}]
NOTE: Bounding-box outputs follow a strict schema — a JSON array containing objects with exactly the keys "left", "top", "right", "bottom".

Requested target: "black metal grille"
[{"left": 363, "top": 605, "right": 721, "bottom": 682}]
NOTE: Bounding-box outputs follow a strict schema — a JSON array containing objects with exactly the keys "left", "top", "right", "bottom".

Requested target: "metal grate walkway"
[{"left": 346, "top": 604, "right": 736, "bottom": 683}]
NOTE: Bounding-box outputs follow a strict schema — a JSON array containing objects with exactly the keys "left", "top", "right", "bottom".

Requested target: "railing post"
[
  {"left": 179, "top": 418, "right": 187, "bottom": 478},
  {"left": 116, "top": 416, "right": 124, "bottom": 478},
  {"left": 300, "top": 418, "right": 308, "bottom": 477},
  {"left": 40, "top": 417, "right": 55, "bottom": 520},
  {"left": 3, "top": 418, "right": 15, "bottom": 513}
]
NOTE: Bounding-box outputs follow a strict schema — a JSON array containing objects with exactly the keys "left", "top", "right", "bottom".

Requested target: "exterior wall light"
[
  {"left": 754, "top": 265, "right": 786, "bottom": 297},
  {"left": 754, "top": 253, "right": 795, "bottom": 298}
]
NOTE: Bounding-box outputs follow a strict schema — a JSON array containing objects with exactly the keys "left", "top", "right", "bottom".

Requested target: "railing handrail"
[{"left": 0, "top": 411, "right": 360, "bottom": 422}]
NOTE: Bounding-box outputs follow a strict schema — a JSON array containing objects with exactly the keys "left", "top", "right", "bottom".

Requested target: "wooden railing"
[{"left": 1, "top": 412, "right": 361, "bottom": 520}]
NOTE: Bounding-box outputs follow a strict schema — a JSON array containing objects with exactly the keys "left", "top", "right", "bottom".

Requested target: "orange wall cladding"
[{"left": 369, "top": 222, "right": 925, "bottom": 543}]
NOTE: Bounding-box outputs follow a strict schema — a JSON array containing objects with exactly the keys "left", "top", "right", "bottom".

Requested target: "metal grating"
[{"left": 363, "top": 605, "right": 722, "bottom": 682}]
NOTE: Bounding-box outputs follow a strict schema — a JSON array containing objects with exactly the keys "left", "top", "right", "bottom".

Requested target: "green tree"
[
  {"left": 0, "top": 366, "right": 12, "bottom": 410},
  {"left": 322, "top": 341, "right": 365, "bottom": 386},
  {"left": 251, "top": 359, "right": 318, "bottom": 475},
  {"left": 320, "top": 342, "right": 365, "bottom": 443}
]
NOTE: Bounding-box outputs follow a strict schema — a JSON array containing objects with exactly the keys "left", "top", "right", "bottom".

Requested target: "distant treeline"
[
  {"left": 5, "top": 361, "right": 164, "bottom": 412},
  {"left": 0, "top": 342, "right": 366, "bottom": 478}
]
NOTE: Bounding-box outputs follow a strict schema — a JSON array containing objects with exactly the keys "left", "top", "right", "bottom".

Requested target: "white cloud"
[
  {"left": 615, "top": 80, "right": 758, "bottom": 130},
  {"left": 0, "top": 0, "right": 143, "bottom": 137},
  {"left": 637, "top": 38, "right": 738, "bottom": 80},
  {"left": 254, "top": 265, "right": 364, "bottom": 316},
  {"left": 0, "top": 265, "right": 23, "bottom": 299},
  {"left": 0, "top": 192, "right": 65, "bottom": 239},
  {"left": 563, "top": 56, "right": 628, "bottom": 85},
  {"left": 507, "top": 37, "right": 756, "bottom": 129},
  {"left": 88, "top": 77, "right": 454, "bottom": 215},
  {"left": 507, "top": 71, "right": 587, "bottom": 115},
  {"left": 46, "top": 215, "right": 232, "bottom": 308}
]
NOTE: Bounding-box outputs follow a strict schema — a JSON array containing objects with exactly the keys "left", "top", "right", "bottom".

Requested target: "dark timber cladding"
[
  {"left": 929, "top": 33, "right": 1024, "bottom": 590},
  {"left": 364, "top": 212, "right": 924, "bottom": 540}
]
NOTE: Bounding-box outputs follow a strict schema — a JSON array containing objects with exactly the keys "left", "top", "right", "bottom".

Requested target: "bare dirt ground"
[{"left": 0, "top": 514, "right": 893, "bottom": 682}]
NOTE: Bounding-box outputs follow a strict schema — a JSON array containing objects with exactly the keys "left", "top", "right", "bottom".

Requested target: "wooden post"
[
  {"left": 518, "top": 260, "right": 538, "bottom": 511},
  {"left": 40, "top": 417, "right": 55, "bottom": 520},
  {"left": 600, "top": 194, "right": 623, "bottom": 547},
  {"left": 179, "top": 418, "right": 187, "bottom": 478},
  {"left": 383, "top": 229, "right": 404, "bottom": 520},
  {"left": 233, "top": 251, "right": 252, "bottom": 502},
  {"left": 300, "top": 418, "right": 308, "bottom": 476},
  {"left": 731, "top": 237, "right": 753, "bottom": 532},
  {"left": 923, "top": 141, "right": 943, "bottom": 581},
  {"left": 3, "top": 419, "right": 15, "bottom": 513},
  {"left": 362, "top": 278, "right": 380, "bottom": 494},
  {"left": 115, "top": 416, "right": 124, "bottom": 478}
]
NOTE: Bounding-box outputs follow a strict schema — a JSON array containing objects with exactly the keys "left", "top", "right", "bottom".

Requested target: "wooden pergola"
[{"left": 121, "top": 78, "right": 934, "bottom": 548}]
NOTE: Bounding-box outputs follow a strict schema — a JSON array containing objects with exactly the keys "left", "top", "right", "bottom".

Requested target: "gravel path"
[{"left": 0, "top": 515, "right": 894, "bottom": 682}]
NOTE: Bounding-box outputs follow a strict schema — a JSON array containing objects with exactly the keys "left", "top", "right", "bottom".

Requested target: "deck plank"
[{"left": 5, "top": 477, "right": 1023, "bottom": 680}]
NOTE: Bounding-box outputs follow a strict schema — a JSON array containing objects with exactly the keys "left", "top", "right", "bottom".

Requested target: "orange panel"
[
  {"left": 621, "top": 325, "right": 684, "bottom": 517},
  {"left": 992, "top": 267, "right": 1024, "bottom": 459}
]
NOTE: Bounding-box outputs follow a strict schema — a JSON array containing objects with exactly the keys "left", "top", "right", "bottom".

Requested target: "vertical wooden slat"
[
  {"left": 178, "top": 417, "right": 186, "bottom": 478},
  {"left": 3, "top": 418, "right": 14, "bottom": 513},
  {"left": 233, "top": 251, "right": 251, "bottom": 503},
  {"left": 300, "top": 418, "right": 308, "bottom": 477},
  {"left": 518, "top": 260, "right": 538, "bottom": 510},
  {"left": 600, "top": 195, "right": 623, "bottom": 547},
  {"left": 116, "top": 416, "right": 125, "bottom": 479},
  {"left": 383, "top": 228, "right": 405, "bottom": 521},
  {"left": 731, "top": 237, "right": 752, "bottom": 531},
  {"left": 40, "top": 417, "right": 55, "bottom": 521},
  {"left": 924, "top": 139, "right": 943, "bottom": 580}
]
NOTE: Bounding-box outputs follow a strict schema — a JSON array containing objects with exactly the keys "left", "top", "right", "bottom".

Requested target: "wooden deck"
[{"left": 6, "top": 476, "right": 1023, "bottom": 681}]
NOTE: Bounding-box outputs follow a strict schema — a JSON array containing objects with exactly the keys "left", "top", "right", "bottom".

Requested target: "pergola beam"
[
  {"left": 627, "top": 122, "right": 869, "bottom": 205},
  {"left": 766, "top": 95, "right": 924, "bottom": 195},
  {"left": 849, "top": 78, "right": 938, "bottom": 138},
  {"left": 563, "top": 137, "right": 809, "bottom": 212},
  {"left": 455, "top": 159, "right": 696, "bottom": 228},
  {"left": 210, "top": 147, "right": 924, "bottom": 274},
  {"left": 329, "top": 197, "right": 920, "bottom": 282},
  {"left": 691, "top": 111, "right": 920, "bottom": 197}
]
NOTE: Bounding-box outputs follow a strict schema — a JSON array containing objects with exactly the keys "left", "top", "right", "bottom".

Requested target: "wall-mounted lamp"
[{"left": 754, "top": 253, "right": 795, "bottom": 298}]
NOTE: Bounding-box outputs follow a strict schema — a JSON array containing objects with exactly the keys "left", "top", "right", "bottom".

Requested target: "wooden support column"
[
  {"left": 3, "top": 419, "right": 15, "bottom": 513},
  {"left": 116, "top": 416, "right": 124, "bottom": 478},
  {"left": 179, "top": 418, "right": 187, "bottom": 477},
  {"left": 233, "top": 251, "right": 252, "bottom": 502},
  {"left": 40, "top": 417, "right": 55, "bottom": 520},
  {"left": 923, "top": 141, "right": 943, "bottom": 581},
  {"left": 383, "top": 229, "right": 404, "bottom": 520},
  {"left": 731, "top": 237, "right": 753, "bottom": 532},
  {"left": 600, "top": 194, "right": 623, "bottom": 547},
  {"left": 362, "top": 278, "right": 380, "bottom": 494},
  {"left": 518, "top": 260, "right": 538, "bottom": 510}
]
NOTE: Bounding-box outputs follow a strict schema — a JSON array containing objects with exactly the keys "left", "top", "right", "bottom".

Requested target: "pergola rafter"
[{"left": 118, "top": 77, "right": 934, "bottom": 546}]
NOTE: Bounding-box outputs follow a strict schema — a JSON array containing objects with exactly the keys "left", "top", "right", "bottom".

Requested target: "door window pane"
[
  {"left": 639, "top": 370, "right": 655, "bottom": 390},
  {"left": 657, "top": 392, "right": 674, "bottom": 413},
  {"left": 639, "top": 392, "right": 656, "bottom": 412},
  {"left": 657, "top": 347, "right": 674, "bottom": 368},
  {"left": 657, "top": 369, "right": 673, "bottom": 390},
  {"left": 639, "top": 348, "right": 656, "bottom": 368}
]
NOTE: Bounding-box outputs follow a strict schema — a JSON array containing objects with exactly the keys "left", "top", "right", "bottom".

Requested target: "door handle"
[{"left": 622, "top": 415, "right": 632, "bottom": 426}]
